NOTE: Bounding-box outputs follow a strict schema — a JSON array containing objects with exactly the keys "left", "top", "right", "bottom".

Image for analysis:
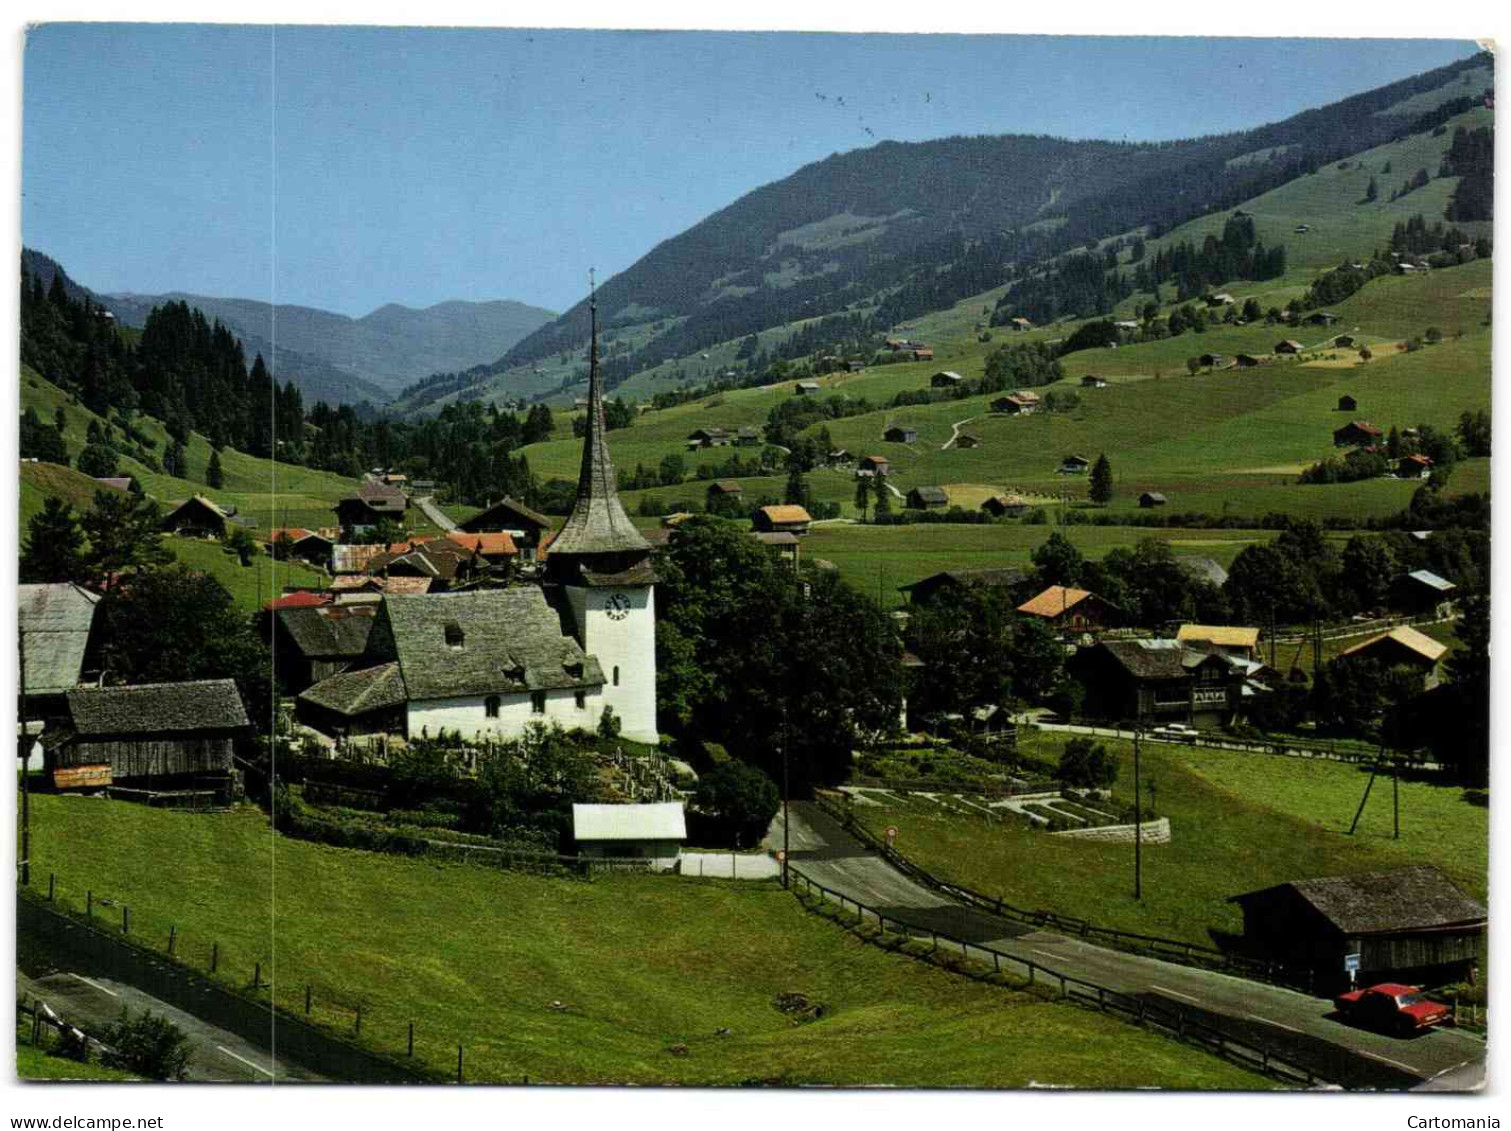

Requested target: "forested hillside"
[{"left": 431, "top": 51, "right": 1491, "bottom": 406}]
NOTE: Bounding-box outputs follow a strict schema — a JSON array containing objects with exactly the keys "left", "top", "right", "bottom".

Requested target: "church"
[{"left": 297, "top": 297, "right": 659, "bottom": 745}]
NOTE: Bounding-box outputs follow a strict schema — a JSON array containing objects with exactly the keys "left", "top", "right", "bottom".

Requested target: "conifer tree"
[
  {"left": 206, "top": 448, "right": 224, "bottom": 489},
  {"left": 853, "top": 474, "right": 871, "bottom": 522},
  {"left": 1089, "top": 453, "right": 1114, "bottom": 506},
  {"left": 20, "top": 498, "right": 85, "bottom": 583}
]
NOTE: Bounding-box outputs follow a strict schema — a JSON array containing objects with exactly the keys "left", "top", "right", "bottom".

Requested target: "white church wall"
[
  {"left": 408, "top": 686, "right": 602, "bottom": 742},
  {"left": 565, "top": 585, "right": 659, "bottom": 744}
]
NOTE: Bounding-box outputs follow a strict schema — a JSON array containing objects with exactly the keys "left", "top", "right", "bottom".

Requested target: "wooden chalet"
[
  {"left": 1337, "top": 394, "right": 1358, "bottom": 412},
  {"left": 1206, "top": 293, "right": 1236, "bottom": 307},
  {"left": 753, "top": 505, "right": 813, "bottom": 537},
  {"left": 857, "top": 455, "right": 891, "bottom": 477},
  {"left": 1230, "top": 867, "right": 1485, "bottom": 986},
  {"left": 906, "top": 486, "right": 949, "bottom": 510},
  {"left": 1139, "top": 491, "right": 1168, "bottom": 508},
  {"left": 1008, "top": 317, "right": 1033, "bottom": 332},
  {"left": 750, "top": 530, "right": 800, "bottom": 569},
  {"left": 1338, "top": 625, "right": 1449, "bottom": 690},
  {"left": 687, "top": 427, "right": 733, "bottom": 448},
  {"left": 162, "top": 495, "right": 231, "bottom": 539},
  {"left": 883, "top": 425, "right": 918, "bottom": 443},
  {"left": 898, "top": 568, "right": 1027, "bottom": 607},
  {"left": 981, "top": 495, "right": 1030, "bottom": 518},
  {"left": 794, "top": 381, "right": 823, "bottom": 396},
  {"left": 1333, "top": 420, "right": 1384, "bottom": 447},
  {"left": 1275, "top": 339, "right": 1304, "bottom": 355},
  {"left": 1388, "top": 571, "right": 1457, "bottom": 618},
  {"left": 1016, "top": 585, "right": 1118, "bottom": 632},
  {"left": 458, "top": 497, "right": 552, "bottom": 561},
  {"left": 445, "top": 531, "right": 520, "bottom": 575},
  {"left": 1394, "top": 454, "right": 1434, "bottom": 480},
  {"left": 334, "top": 481, "right": 408, "bottom": 535},
  {"left": 736, "top": 426, "right": 761, "bottom": 446},
  {"left": 1234, "top": 354, "right": 1262, "bottom": 369},
  {"left": 931, "top": 371, "right": 965, "bottom": 388},
  {"left": 1199, "top": 354, "right": 1225, "bottom": 369},
  {"left": 1069, "top": 638, "right": 1249, "bottom": 728},
  {"left": 1058, "top": 454, "right": 1091, "bottom": 475},
  {"left": 911, "top": 348, "right": 934, "bottom": 362},
  {"left": 991, "top": 392, "right": 1041, "bottom": 415},
  {"left": 1307, "top": 311, "right": 1340, "bottom": 326},
  {"left": 54, "top": 679, "right": 249, "bottom": 791}
]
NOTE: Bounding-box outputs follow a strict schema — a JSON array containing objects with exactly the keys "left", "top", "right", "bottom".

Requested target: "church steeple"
[{"left": 548, "top": 276, "right": 650, "bottom": 562}]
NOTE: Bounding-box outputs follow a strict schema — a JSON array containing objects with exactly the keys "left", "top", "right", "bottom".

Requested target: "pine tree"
[
  {"left": 1089, "top": 453, "right": 1114, "bottom": 506},
  {"left": 872, "top": 474, "right": 892, "bottom": 519},
  {"left": 853, "top": 474, "right": 871, "bottom": 522},
  {"left": 206, "top": 448, "right": 224, "bottom": 488},
  {"left": 1365, "top": 176, "right": 1379, "bottom": 203},
  {"left": 20, "top": 498, "right": 85, "bottom": 583},
  {"left": 784, "top": 463, "right": 811, "bottom": 509}
]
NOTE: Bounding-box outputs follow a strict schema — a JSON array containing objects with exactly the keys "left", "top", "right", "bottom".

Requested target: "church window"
[
  {"left": 575, "top": 690, "right": 587, "bottom": 710},
  {"left": 485, "top": 696, "right": 500, "bottom": 718},
  {"left": 444, "top": 622, "right": 465, "bottom": 650},
  {"left": 531, "top": 691, "right": 546, "bottom": 714}
]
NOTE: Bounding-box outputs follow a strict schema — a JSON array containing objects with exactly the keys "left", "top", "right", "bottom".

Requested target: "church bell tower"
[{"left": 546, "top": 281, "right": 659, "bottom": 743}]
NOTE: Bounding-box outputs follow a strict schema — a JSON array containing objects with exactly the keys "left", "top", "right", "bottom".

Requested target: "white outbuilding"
[{"left": 571, "top": 802, "right": 688, "bottom": 871}]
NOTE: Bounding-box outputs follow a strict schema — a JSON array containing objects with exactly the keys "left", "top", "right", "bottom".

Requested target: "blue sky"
[{"left": 23, "top": 25, "right": 1480, "bottom": 316}]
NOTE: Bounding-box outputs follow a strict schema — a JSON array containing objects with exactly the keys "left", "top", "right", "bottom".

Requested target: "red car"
[{"left": 1334, "top": 983, "right": 1452, "bottom": 1035}]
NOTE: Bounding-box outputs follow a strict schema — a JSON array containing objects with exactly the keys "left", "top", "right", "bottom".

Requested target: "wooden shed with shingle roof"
[
  {"left": 55, "top": 679, "right": 249, "bottom": 787},
  {"left": 1230, "top": 866, "right": 1486, "bottom": 985}
]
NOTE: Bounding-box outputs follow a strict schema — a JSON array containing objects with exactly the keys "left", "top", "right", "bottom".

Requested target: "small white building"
[{"left": 572, "top": 802, "right": 687, "bottom": 871}]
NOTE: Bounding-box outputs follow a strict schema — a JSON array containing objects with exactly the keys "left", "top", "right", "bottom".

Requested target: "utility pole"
[
  {"left": 19, "top": 631, "right": 31, "bottom": 886},
  {"left": 781, "top": 705, "right": 790, "bottom": 890},
  {"left": 1132, "top": 726, "right": 1142, "bottom": 901}
]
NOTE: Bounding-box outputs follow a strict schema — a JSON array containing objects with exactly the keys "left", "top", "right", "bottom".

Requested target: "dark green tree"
[
  {"left": 206, "top": 448, "right": 224, "bottom": 489},
  {"left": 692, "top": 761, "right": 780, "bottom": 849},
  {"left": 20, "top": 497, "right": 85, "bottom": 583},
  {"left": 1088, "top": 453, "right": 1113, "bottom": 506},
  {"left": 1055, "top": 737, "right": 1118, "bottom": 789},
  {"left": 1031, "top": 531, "right": 1085, "bottom": 588},
  {"left": 75, "top": 442, "right": 119, "bottom": 478},
  {"left": 1365, "top": 176, "right": 1379, "bottom": 202},
  {"left": 81, "top": 490, "right": 170, "bottom": 588},
  {"left": 872, "top": 475, "right": 892, "bottom": 520},
  {"left": 853, "top": 474, "right": 871, "bottom": 522}
]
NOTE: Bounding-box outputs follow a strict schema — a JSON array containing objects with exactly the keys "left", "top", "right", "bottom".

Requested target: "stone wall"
[{"left": 1051, "top": 816, "right": 1171, "bottom": 844}]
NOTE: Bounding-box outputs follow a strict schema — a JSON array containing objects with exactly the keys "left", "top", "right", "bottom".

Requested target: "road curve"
[
  {"left": 771, "top": 802, "right": 1485, "bottom": 1092},
  {"left": 413, "top": 495, "right": 457, "bottom": 532}
]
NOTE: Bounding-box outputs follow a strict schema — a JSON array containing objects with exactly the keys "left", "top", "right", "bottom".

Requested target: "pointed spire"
[{"left": 549, "top": 272, "right": 650, "bottom": 560}]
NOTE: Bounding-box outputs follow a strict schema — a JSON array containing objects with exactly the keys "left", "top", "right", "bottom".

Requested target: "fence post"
[
  {"left": 1060, "top": 975, "right": 1067, "bottom": 999},
  {"left": 211, "top": 942, "right": 218, "bottom": 973},
  {"left": 1098, "top": 987, "right": 1106, "bottom": 1011},
  {"left": 168, "top": 925, "right": 176, "bottom": 955},
  {"left": 993, "top": 952, "right": 1000, "bottom": 975},
  {"left": 122, "top": 906, "right": 129, "bottom": 934},
  {"left": 87, "top": 890, "right": 92, "bottom": 918},
  {"left": 457, "top": 1044, "right": 464, "bottom": 1084},
  {"left": 48, "top": 874, "right": 54, "bottom": 901},
  {"left": 306, "top": 984, "right": 312, "bottom": 1015},
  {"left": 355, "top": 1003, "right": 362, "bottom": 1035},
  {"left": 254, "top": 961, "right": 261, "bottom": 988},
  {"left": 408, "top": 1021, "right": 414, "bottom": 1057}
]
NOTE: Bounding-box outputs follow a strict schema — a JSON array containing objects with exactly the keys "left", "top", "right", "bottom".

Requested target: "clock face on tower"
[{"left": 604, "top": 592, "right": 631, "bottom": 621}]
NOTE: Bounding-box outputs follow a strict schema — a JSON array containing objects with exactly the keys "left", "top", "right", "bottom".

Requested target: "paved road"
[
  {"left": 412, "top": 495, "right": 457, "bottom": 532},
  {"left": 18, "top": 964, "right": 326, "bottom": 1083},
  {"left": 771, "top": 802, "right": 1485, "bottom": 1091}
]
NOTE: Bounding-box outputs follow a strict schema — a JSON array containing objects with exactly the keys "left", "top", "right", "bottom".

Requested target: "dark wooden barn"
[
  {"left": 161, "top": 495, "right": 230, "bottom": 539},
  {"left": 273, "top": 604, "right": 380, "bottom": 693},
  {"left": 1230, "top": 866, "right": 1485, "bottom": 986},
  {"left": 56, "top": 679, "right": 249, "bottom": 791}
]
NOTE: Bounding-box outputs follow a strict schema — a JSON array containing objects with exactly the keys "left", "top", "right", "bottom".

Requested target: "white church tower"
[{"left": 546, "top": 288, "right": 659, "bottom": 744}]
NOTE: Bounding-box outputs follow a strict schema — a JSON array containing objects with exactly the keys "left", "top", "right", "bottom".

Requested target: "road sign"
[
  {"left": 885, "top": 826, "right": 898, "bottom": 846},
  {"left": 775, "top": 850, "right": 786, "bottom": 863},
  {"left": 1345, "top": 952, "right": 1361, "bottom": 985}
]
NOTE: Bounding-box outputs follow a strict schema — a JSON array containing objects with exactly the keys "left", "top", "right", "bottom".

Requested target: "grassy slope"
[
  {"left": 15, "top": 1021, "right": 141, "bottom": 1082},
  {"left": 22, "top": 367, "right": 360, "bottom": 534},
  {"left": 851, "top": 733, "right": 1487, "bottom": 951},
  {"left": 24, "top": 796, "right": 1260, "bottom": 1088}
]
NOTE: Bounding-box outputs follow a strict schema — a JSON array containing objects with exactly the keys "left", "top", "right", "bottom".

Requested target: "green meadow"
[{"left": 22, "top": 795, "right": 1261, "bottom": 1088}]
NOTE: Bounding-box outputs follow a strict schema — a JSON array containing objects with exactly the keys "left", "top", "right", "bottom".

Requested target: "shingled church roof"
[
  {"left": 549, "top": 295, "right": 650, "bottom": 559},
  {"left": 377, "top": 589, "right": 604, "bottom": 700}
]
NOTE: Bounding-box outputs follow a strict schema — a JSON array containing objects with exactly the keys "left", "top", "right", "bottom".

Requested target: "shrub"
[
  {"left": 1055, "top": 737, "right": 1119, "bottom": 789},
  {"left": 691, "top": 760, "right": 780, "bottom": 849},
  {"left": 98, "top": 1009, "right": 192, "bottom": 1081}
]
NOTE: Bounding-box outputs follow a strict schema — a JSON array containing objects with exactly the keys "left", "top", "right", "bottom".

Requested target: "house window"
[
  {"left": 613, "top": 665, "right": 620, "bottom": 687},
  {"left": 531, "top": 691, "right": 546, "bottom": 714},
  {"left": 444, "top": 622, "right": 464, "bottom": 650},
  {"left": 485, "top": 696, "right": 500, "bottom": 718},
  {"left": 575, "top": 690, "right": 587, "bottom": 710}
]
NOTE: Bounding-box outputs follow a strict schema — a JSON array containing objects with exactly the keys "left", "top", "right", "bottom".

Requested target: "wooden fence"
[{"left": 786, "top": 865, "right": 1326, "bottom": 1089}]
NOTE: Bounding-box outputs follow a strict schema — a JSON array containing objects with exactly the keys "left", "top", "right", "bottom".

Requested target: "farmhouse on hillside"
[
  {"left": 1081, "top": 375, "right": 1109, "bottom": 389},
  {"left": 19, "top": 582, "right": 102, "bottom": 714},
  {"left": 446, "top": 531, "right": 519, "bottom": 576},
  {"left": 334, "top": 481, "right": 408, "bottom": 537},
  {"left": 857, "top": 455, "right": 891, "bottom": 477},
  {"left": 1199, "top": 354, "right": 1225, "bottom": 369},
  {"left": 706, "top": 480, "right": 743, "bottom": 499},
  {"left": 1337, "top": 394, "right": 1358, "bottom": 412},
  {"left": 1234, "top": 354, "right": 1262, "bottom": 369},
  {"left": 1275, "top": 339, "right": 1304, "bottom": 355},
  {"left": 270, "top": 528, "right": 336, "bottom": 566},
  {"left": 1229, "top": 866, "right": 1485, "bottom": 986},
  {"left": 459, "top": 497, "right": 552, "bottom": 561},
  {"left": 571, "top": 802, "right": 687, "bottom": 872},
  {"left": 898, "top": 568, "right": 1028, "bottom": 607},
  {"left": 1008, "top": 317, "right": 1033, "bottom": 332},
  {"left": 991, "top": 392, "right": 1041, "bottom": 415},
  {"left": 1394, "top": 454, "right": 1434, "bottom": 480},
  {"left": 54, "top": 679, "right": 249, "bottom": 793},
  {"left": 1058, "top": 454, "right": 1091, "bottom": 475},
  {"left": 1333, "top": 420, "right": 1384, "bottom": 447},
  {"left": 884, "top": 425, "right": 918, "bottom": 443},
  {"left": 736, "top": 426, "right": 761, "bottom": 446},
  {"left": 272, "top": 603, "right": 380, "bottom": 693},
  {"left": 1334, "top": 334, "right": 1357, "bottom": 348},
  {"left": 1139, "top": 491, "right": 1168, "bottom": 508},
  {"left": 753, "top": 505, "right": 813, "bottom": 536},
  {"left": 1069, "top": 639, "right": 1257, "bottom": 729},
  {"left": 794, "top": 381, "right": 822, "bottom": 395},
  {"left": 1016, "top": 585, "right": 1118, "bottom": 632},
  {"left": 1338, "top": 625, "right": 1448, "bottom": 690},
  {"left": 931, "top": 370, "right": 965, "bottom": 388},
  {"left": 686, "top": 427, "right": 733, "bottom": 449},
  {"left": 906, "top": 486, "right": 950, "bottom": 510},
  {"left": 1389, "top": 570, "right": 1457, "bottom": 618},
  {"left": 1206, "top": 293, "right": 1235, "bottom": 307},
  {"left": 981, "top": 495, "right": 1030, "bottom": 518},
  {"left": 161, "top": 495, "right": 231, "bottom": 539}
]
